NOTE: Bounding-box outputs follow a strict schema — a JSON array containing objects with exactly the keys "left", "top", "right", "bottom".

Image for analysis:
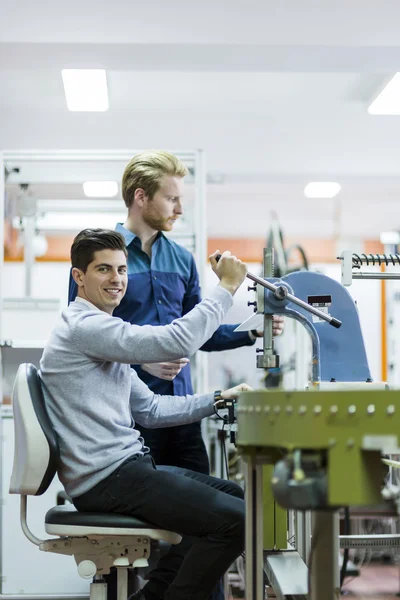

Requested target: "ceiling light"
[
  {"left": 61, "top": 69, "right": 109, "bottom": 112},
  {"left": 304, "top": 182, "right": 341, "bottom": 198},
  {"left": 83, "top": 181, "right": 118, "bottom": 197},
  {"left": 368, "top": 73, "right": 400, "bottom": 115}
]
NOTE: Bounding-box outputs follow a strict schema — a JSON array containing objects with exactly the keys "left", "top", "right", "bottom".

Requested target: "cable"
[
  {"left": 213, "top": 402, "right": 227, "bottom": 422},
  {"left": 221, "top": 422, "right": 230, "bottom": 480}
]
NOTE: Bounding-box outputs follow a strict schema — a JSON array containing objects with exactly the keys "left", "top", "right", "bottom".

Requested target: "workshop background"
[{"left": 3, "top": 1, "right": 400, "bottom": 599}]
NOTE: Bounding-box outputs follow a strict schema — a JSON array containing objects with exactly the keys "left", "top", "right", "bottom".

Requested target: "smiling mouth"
[{"left": 104, "top": 288, "right": 122, "bottom": 296}]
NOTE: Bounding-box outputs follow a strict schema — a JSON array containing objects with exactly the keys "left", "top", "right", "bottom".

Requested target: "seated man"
[{"left": 39, "top": 228, "right": 250, "bottom": 600}]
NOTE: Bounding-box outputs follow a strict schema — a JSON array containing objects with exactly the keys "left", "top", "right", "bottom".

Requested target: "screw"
[
  {"left": 348, "top": 405, "right": 356, "bottom": 415},
  {"left": 330, "top": 405, "right": 338, "bottom": 414},
  {"left": 367, "top": 404, "right": 375, "bottom": 415}
]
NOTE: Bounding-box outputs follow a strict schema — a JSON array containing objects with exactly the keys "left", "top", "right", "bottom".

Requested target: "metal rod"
[
  {"left": 263, "top": 248, "right": 274, "bottom": 363},
  {"left": 352, "top": 272, "right": 400, "bottom": 280},
  {"left": 246, "top": 272, "right": 342, "bottom": 328}
]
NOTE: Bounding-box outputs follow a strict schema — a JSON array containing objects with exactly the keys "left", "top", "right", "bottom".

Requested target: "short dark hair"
[{"left": 71, "top": 229, "right": 128, "bottom": 272}]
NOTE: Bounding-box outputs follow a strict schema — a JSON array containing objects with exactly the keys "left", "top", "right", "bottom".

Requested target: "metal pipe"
[
  {"left": 20, "top": 495, "right": 44, "bottom": 546},
  {"left": 246, "top": 271, "right": 341, "bottom": 328},
  {"left": 352, "top": 272, "right": 400, "bottom": 280},
  {"left": 215, "top": 253, "right": 342, "bottom": 328}
]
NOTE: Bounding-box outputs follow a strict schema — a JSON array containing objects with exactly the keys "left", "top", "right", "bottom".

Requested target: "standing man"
[{"left": 70, "top": 150, "right": 283, "bottom": 474}]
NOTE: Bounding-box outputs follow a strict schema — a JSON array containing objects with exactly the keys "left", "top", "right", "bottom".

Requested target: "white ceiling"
[{"left": 2, "top": 0, "right": 400, "bottom": 237}]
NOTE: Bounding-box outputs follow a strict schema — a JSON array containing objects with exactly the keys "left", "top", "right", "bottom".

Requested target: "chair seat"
[{"left": 45, "top": 504, "right": 181, "bottom": 544}]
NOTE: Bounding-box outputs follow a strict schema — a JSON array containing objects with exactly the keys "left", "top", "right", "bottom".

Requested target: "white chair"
[{"left": 9, "top": 363, "right": 181, "bottom": 600}]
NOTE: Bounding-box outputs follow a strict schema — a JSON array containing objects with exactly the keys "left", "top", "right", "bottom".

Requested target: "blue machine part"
[{"left": 263, "top": 271, "right": 371, "bottom": 383}]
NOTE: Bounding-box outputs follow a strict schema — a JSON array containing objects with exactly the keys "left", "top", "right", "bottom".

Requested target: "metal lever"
[{"left": 214, "top": 253, "right": 342, "bottom": 329}]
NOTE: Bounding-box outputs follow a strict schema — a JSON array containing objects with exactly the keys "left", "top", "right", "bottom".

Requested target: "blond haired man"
[{"left": 70, "top": 150, "right": 282, "bottom": 473}]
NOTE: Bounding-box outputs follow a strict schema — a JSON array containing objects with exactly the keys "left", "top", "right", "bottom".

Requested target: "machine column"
[
  {"left": 244, "top": 453, "right": 264, "bottom": 600},
  {"left": 310, "top": 511, "right": 338, "bottom": 600}
]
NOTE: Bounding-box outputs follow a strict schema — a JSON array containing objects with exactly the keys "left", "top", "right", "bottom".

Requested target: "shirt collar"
[
  {"left": 74, "top": 297, "right": 102, "bottom": 312},
  {"left": 115, "top": 222, "right": 166, "bottom": 248},
  {"left": 115, "top": 222, "right": 137, "bottom": 247}
]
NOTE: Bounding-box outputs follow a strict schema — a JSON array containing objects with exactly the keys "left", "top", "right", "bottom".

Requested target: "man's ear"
[
  {"left": 134, "top": 188, "right": 146, "bottom": 207},
  {"left": 72, "top": 267, "right": 85, "bottom": 287}
]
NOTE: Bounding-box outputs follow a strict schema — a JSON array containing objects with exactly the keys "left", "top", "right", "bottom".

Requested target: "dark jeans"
[
  {"left": 73, "top": 454, "right": 245, "bottom": 600},
  {"left": 138, "top": 421, "right": 210, "bottom": 475}
]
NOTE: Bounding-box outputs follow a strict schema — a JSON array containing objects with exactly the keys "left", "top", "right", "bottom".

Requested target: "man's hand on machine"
[
  {"left": 141, "top": 358, "right": 190, "bottom": 380},
  {"left": 214, "top": 383, "right": 253, "bottom": 409},
  {"left": 252, "top": 315, "right": 285, "bottom": 339},
  {"left": 209, "top": 250, "right": 247, "bottom": 296}
]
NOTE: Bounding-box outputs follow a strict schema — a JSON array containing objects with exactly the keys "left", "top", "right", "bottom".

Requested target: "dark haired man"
[{"left": 40, "top": 229, "right": 250, "bottom": 600}]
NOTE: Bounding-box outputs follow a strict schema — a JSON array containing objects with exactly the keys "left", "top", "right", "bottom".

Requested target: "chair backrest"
[{"left": 9, "top": 363, "right": 59, "bottom": 496}]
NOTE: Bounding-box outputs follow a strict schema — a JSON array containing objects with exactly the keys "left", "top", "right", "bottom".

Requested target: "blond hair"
[{"left": 122, "top": 150, "right": 188, "bottom": 209}]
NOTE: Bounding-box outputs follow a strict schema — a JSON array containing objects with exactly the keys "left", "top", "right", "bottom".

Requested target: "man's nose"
[
  {"left": 174, "top": 201, "right": 183, "bottom": 215},
  {"left": 110, "top": 270, "right": 121, "bottom": 282}
]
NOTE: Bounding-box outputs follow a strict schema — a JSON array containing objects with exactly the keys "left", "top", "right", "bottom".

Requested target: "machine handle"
[{"left": 214, "top": 253, "right": 342, "bottom": 329}]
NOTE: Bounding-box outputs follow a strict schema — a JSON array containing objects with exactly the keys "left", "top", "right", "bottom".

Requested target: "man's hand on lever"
[
  {"left": 209, "top": 250, "right": 247, "bottom": 296},
  {"left": 214, "top": 383, "right": 253, "bottom": 409},
  {"left": 141, "top": 358, "right": 190, "bottom": 381}
]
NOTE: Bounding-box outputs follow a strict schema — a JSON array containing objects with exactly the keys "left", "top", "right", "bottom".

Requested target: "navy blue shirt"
[{"left": 68, "top": 223, "right": 254, "bottom": 396}]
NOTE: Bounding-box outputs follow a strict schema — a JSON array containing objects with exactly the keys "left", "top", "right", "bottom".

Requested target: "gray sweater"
[{"left": 39, "top": 287, "right": 232, "bottom": 497}]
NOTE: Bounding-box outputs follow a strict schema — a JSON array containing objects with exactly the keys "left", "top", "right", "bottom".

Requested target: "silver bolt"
[
  {"left": 347, "top": 438, "right": 355, "bottom": 448},
  {"left": 314, "top": 405, "right": 322, "bottom": 415},
  {"left": 387, "top": 405, "right": 396, "bottom": 415},
  {"left": 299, "top": 405, "right": 307, "bottom": 415},
  {"left": 264, "top": 405, "right": 271, "bottom": 414},
  {"left": 367, "top": 404, "right": 375, "bottom": 415},
  {"left": 255, "top": 405, "right": 261, "bottom": 413},
  {"left": 248, "top": 406, "right": 254, "bottom": 413},
  {"left": 330, "top": 405, "right": 338, "bottom": 414},
  {"left": 274, "top": 406, "right": 281, "bottom": 414},
  {"left": 348, "top": 405, "right": 356, "bottom": 415},
  {"left": 286, "top": 406, "right": 293, "bottom": 415},
  {"left": 328, "top": 438, "right": 336, "bottom": 447}
]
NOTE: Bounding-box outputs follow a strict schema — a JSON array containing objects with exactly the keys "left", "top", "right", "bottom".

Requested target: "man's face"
[
  {"left": 142, "top": 175, "right": 184, "bottom": 232},
  {"left": 73, "top": 249, "right": 128, "bottom": 314}
]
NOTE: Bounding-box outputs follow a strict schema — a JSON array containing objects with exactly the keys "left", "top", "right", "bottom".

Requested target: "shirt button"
[
  {"left": 158, "top": 300, "right": 162, "bottom": 304},
  {"left": 153, "top": 276, "right": 157, "bottom": 280}
]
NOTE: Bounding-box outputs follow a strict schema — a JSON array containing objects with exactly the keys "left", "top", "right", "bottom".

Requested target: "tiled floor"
[
  {"left": 232, "top": 564, "right": 400, "bottom": 599},
  {"left": 339, "top": 564, "right": 400, "bottom": 599}
]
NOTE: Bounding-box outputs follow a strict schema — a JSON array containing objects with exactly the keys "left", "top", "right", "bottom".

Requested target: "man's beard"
[{"left": 142, "top": 205, "right": 175, "bottom": 231}]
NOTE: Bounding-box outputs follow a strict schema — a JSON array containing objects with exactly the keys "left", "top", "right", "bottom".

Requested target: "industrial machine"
[{"left": 224, "top": 249, "right": 400, "bottom": 600}]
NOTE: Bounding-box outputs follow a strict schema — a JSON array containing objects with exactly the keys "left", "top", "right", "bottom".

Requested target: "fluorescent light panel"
[
  {"left": 83, "top": 181, "right": 118, "bottom": 197},
  {"left": 304, "top": 182, "right": 341, "bottom": 198},
  {"left": 62, "top": 69, "right": 109, "bottom": 112},
  {"left": 368, "top": 73, "right": 400, "bottom": 115}
]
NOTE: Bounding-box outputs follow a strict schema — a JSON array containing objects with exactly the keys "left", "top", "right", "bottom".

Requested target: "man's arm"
[
  {"left": 71, "top": 251, "right": 247, "bottom": 365},
  {"left": 130, "top": 370, "right": 251, "bottom": 428}
]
